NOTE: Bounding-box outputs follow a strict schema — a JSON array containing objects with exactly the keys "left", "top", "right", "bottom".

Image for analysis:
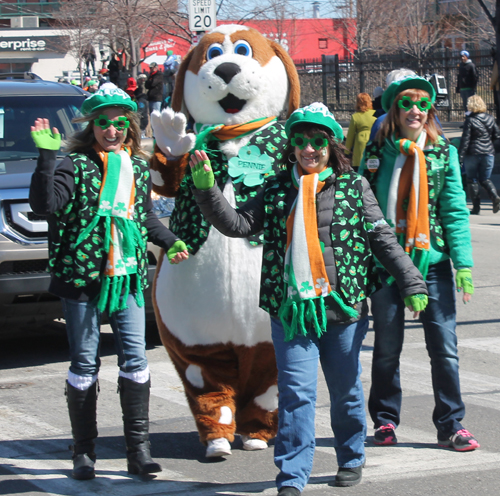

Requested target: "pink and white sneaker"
[
  {"left": 373, "top": 423, "right": 398, "bottom": 445},
  {"left": 438, "top": 429, "right": 480, "bottom": 452}
]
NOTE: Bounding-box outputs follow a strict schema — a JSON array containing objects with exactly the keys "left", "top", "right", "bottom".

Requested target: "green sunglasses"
[
  {"left": 94, "top": 114, "right": 130, "bottom": 131},
  {"left": 291, "top": 133, "right": 329, "bottom": 150},
  {"left": 397, "top": 96, "right": 432, "bottom": 112}
]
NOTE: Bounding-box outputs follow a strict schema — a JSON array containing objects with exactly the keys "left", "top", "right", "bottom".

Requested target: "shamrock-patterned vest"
[
  {"left": 362, "top": 137, "right": 449, "bottom": 252},
  {"left": 259, "top": 172, "right": 378, "bottom": 317},
  {"left": 47, "top": 152, "right": 150, "bottom": 290},
  {"left": 169, "top": 122, "right": 288, "bottom": 254}
]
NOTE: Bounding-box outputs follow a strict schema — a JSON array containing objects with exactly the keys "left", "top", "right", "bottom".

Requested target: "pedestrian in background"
[
  {"left": 345, "top": 92, "right": 376, "bottom": 170},
  {"left": 125, "top": 76, "right": 137, "bottom": 98},
  {"left": 458, "top": 94, "right": 500, "bottom": 214},
  {"left": 145, "top": 62, "right": 164, "bottom": 115},
  {"left": 373, "top": 86, "right": 384, "bottom": 118},
  {"left": 189, "top": 102, "right": 428, "bottom": 494},
  {"left": 360, "top": 75, "right": 479, "bottom": 453},
  {"left": 28, "top": 87, "right": 189, "bottom": 481},
  {"left": 134, "top": 74, "right": 149, "bottom": 137},
  {"left": 456, "top": 50, "right": 479, "bottom": 114}
]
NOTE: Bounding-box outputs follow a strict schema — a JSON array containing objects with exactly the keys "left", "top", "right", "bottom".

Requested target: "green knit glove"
[
  {"left": 31, "top": 128, "right": 61, "bottom": 151},
  {"left": 404, "top": 294, "right": 428, "bottom": 312},
  {"left": 167, "top": 240, "right": 188, "bottom": 263},
  {"left": 456, "top": 268, "right": 474, "bottom": 294},
  {"left": 191, "top": 158, "right": 215, "bottom": 190}
]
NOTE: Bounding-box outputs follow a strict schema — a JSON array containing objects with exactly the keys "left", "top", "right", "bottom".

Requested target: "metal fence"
[{"left": 295, "top": 48, "right": 495, "bottom": 122}]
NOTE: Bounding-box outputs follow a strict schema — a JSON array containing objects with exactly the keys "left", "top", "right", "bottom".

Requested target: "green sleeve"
[{"left": 437, "top": 145, "right": 473, "bottom": 268}]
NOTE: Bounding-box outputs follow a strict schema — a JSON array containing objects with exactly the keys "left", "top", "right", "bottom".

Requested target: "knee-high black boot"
[
  {"left": 65, "top": 380, "right": 98, "bottom": 480},
  {"left": 468, "top": 181, "right": 481, "bottom": 215},
  {"left": 118, "top": 376, "right": 162, "bottom": 475},
  {"left": 480, "top": 179, "right": 500, "bottom": 213}
]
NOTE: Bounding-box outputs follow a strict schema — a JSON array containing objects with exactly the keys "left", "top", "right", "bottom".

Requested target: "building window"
[{"left": 319, "top": 38, "right": 328, "bottom": 50}]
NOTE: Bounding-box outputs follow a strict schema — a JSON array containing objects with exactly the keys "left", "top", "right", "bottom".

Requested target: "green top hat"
[
  {"left": 285, "top": 102, "right": 344, "bottom": 142},
  {"left": 81, "top": 87, "right": 138, "bottom": 115},
  {"left": 382, "top": 75, "right": 436, "bottom": 113}
]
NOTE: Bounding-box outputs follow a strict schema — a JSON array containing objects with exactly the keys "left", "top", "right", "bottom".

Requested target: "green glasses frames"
[
  {"left": 291, "top": 133, "right": 329, "bottom": 150},
  {"left": 397, "top": 96, "right": 432, "bottom": 112},
  {"left": 94, "top": 114, "right": 130, "bottom": 131}
]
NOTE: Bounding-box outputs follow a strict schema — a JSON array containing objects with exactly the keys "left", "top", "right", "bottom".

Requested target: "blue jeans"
[
  {"left": 368, "top": 260, "right": 465, "bottom": 438},
  {"left": 62, "top": 294, "right": 148, "bottom": 377},
  {"left": 271, "top": 316, "right": 368, "bottom": 492},
  {"left": 460, "top": 89, "right": 475, "bottom": 112},
  {"left": 149, "top": 101, "right": 162, "bottom": 114},
  {"left": 463, "top": 154, "right": 494, "bottom": 183}
]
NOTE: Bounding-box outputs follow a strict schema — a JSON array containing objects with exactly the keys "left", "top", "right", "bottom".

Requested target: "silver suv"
[{"left": 0, "top": 79, "right": 169, "bottom": 328}]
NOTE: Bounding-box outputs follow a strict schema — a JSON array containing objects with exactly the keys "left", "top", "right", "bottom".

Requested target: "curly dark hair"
[{"left": 282, "top": 123, "right": 352, "bottom": 175}]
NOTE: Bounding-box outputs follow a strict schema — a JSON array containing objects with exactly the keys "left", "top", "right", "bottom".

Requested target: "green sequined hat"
[
  {"left": 285, "top": 102, "right": 344, "bottom": 142},
  {"left": 382, "top": 75, "right": 436, "bottom": 112},
  {"left": 81, "top": 87, "right": 137, "bottom": 115}
]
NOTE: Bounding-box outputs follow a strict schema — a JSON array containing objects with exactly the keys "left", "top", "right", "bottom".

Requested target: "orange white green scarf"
[
  {"left": 386, "top": 131, "right": 431, "bottom": 278},
  {"left": 278, "top": 164, "right": 358, "bottom": 341},
  {"left": 75, "top": 147, "right": 145, "bottom": 313}
]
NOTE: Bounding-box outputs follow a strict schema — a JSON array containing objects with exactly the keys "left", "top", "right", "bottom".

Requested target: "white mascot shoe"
[
  {"left": 241, "top": 435, "right": 268, "bottom": 451},
  {"left": 206, "top": 437, "right": 232, "bottom": 458}
]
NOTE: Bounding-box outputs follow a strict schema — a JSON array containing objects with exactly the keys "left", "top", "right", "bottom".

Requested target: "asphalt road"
[{"left": 1, "top": 181, "right": 499, "bottom": 495}]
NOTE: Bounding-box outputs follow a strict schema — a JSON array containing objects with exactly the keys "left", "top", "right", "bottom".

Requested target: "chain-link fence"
[{"left": 295, "top": 48, "right": 495, "bottom": 122}]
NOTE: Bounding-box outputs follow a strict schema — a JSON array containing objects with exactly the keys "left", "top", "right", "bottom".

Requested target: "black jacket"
[
  {"left": 145, "top": 71, "right": 164, "bottom": 102},
  {"left": 456, "top": 60, "right": 478, "bottom": 91},
  {"left": 193, "top": 173, "right": 427, "bottom": 323},
  {"left": 459, "top": 112, "right": 500, "bottom": 162}
]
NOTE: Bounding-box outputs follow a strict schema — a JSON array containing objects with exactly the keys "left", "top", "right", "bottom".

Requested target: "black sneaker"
[
  {"left": 438, "top": 429, "right": 480, "bottom": 452},
  {"left": 335, "top": 465, "right": 363, "bottom": 487},
  {"left": 373, "top": 423, "right": 397, "bottom": 445},
  {"left": 277, "top": 487, "right": 301, "bottom": 496}
]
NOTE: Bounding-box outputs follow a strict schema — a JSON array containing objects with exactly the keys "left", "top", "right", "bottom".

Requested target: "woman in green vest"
[
  {"left": 188, "top": 102, "right": 428, "bottom": 495},
  {"left": 359, "top": 75, "right": 479, "bottom": 452},
  {"left": 29, "top": 87, "right": 188, "bottom": 480},
  {"left": 345, "top": 92, "right": 377, "bottom": 170}
]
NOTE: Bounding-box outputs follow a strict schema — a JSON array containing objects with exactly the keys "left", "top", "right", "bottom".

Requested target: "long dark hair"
[
  {"left": 64, "top": 107, "right": 148, "bottom": 159},
  {"left": 283, "top": 123, "right": 352, "bottom": 175}
]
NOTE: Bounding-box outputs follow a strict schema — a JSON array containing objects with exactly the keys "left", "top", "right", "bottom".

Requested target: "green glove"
[
  {"left": 404, "top": 294, "right": 428, "bottom": 312},
  {"left": 192, "top": 158, "right": 215, "bottom": 190},
  {"left": 31, "top": 128, "right": 61, "bottom": 151},
  {"left": 456, "top": 268, "right": 474, "bottom": 294},
  {"left": 167, "top": 240, "right": 188, "bottom": 263}
]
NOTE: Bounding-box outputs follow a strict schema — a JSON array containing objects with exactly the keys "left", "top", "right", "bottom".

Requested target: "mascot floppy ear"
[
  {"left": 268, "top": 39, "right": 301, "bottom": 117},
  {"left": 171, "top": 48, "right": 195, "bottom": 115}
]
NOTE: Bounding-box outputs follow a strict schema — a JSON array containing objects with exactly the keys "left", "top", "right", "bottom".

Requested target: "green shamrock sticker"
[{"left": 228, "top": 145, "right": 274, "bottom": 187}]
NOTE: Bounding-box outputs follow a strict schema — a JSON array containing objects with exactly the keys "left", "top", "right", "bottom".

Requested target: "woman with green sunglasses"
[
  {"left": 189, "top": 102, "right": 428, "bottom": 494},
  {"left": 28, "top": 87, "right": 189, "bottom": 480},
  {"left": 359, "top": 75, "right": 479, "bottom": 453}
]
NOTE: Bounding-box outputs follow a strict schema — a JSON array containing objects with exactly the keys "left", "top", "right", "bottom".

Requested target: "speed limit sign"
[{"left": 188, "top": 0, "right": 217, "bottom": 32}]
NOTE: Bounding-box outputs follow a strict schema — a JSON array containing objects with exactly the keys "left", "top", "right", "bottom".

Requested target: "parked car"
[{"left": 0, "top": 78, "right": 170, "bottom": 329}]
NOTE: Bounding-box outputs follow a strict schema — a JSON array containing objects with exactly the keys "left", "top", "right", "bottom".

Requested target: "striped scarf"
[
  {"left": 75, "top": 147, "right": 145, "bottom": 314},
  {"left": 278, "top": 164, "right": 358, "bottom": 341},
  {"left": 386, "top": 131, "right": 431, "bottom": 278}
]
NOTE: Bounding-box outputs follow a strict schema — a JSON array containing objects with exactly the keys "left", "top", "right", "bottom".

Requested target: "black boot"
[
  {"left": 65, "top": 380, "right": 98, "bottom": 480},
  {"left": 480, "top": 179, "right": 500, "bottom": 213},
  {"left": 118, "top": 376, "right": 162, "bottom": 475},
  {"left": 468, "top": 181, "right": 481, "bottom": 215}
]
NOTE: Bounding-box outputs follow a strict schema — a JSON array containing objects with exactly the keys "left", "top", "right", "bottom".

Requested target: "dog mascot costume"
[{"left": 149, "top": 24, "right": 300, "bottom": 458}]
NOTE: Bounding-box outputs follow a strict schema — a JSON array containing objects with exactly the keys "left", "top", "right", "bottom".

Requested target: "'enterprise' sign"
[{"left": 0, "top": 36, "right": 68, "bottom": 53}]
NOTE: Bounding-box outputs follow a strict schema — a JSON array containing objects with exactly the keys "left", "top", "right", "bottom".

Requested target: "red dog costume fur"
[{"left": 149, "top": 25, "right": 300, "bottom": 456}]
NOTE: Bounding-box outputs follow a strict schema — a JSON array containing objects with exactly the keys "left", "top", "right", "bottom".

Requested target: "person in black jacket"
[
  {"left": 459, "top": 94, "right": 500, "bottom": 214},
  {"left": 28, "top": 87, "right": 188, "bottom": 480},
  {"left": 145, "top": 62, "right": 164, "bottom": 116},
  {"left": 189, "top": 103, "right": 428, "bottom": 494},
  {"left": 456, "top": 51, "right": 479, "bottom": 113}
]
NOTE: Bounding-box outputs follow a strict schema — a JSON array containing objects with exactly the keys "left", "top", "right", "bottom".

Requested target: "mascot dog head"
[{"left": 172, "top": 25, "right": 300, "bottom": 125}]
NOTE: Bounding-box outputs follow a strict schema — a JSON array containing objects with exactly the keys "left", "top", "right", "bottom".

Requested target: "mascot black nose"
[{"left": 214, "top": 62, "right": 241, "bottom": 84}]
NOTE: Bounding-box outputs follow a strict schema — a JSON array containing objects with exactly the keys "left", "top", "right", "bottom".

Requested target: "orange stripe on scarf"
[
  {"left": 212, "top": 117, "right": 276, "bottom": 141},
  {"left": 396, "top": 140, "right": 430, "bottom": 253}
]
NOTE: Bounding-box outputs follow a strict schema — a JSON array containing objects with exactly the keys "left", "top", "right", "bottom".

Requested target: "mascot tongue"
[{"left": 219, "top": 93, "right": 246, "bottom": 114}]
